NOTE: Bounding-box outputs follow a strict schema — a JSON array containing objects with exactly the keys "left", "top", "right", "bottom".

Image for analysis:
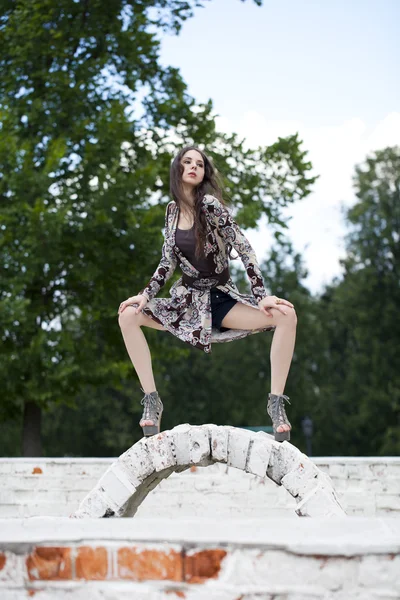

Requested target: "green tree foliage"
[
  {"left": 315, "top": 147, "right": 400, "bottom": 455},
  {"left": 35, "top": 148, "right": 400, "bottom": 459},
  {"left": 0, "top": 1, "right": 315, "bottom": 455}
]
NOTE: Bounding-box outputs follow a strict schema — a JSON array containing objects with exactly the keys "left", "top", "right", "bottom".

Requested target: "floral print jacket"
[{"left": 138, "top": 194, "right": 274, "bottom": 352}]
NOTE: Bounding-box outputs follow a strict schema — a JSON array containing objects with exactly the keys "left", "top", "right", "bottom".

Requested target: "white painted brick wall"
[{"left": 1, "top": 456, "right": 399, "bottom": 518}]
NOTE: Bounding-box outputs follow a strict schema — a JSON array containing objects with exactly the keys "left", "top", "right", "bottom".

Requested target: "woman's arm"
[
  {"left": 205, "top": 195, "right": 269, "bottom": 302},
  {"left": 139, "top": 202, "right": 177, "bottom": 301}
]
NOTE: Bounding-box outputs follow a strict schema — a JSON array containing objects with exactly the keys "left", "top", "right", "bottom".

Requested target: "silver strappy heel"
[
  {"left": 267, "top": 393, "right": 292, "bottom": 442},
  {"left": 139, "top": 389, "right": 163, "bottom": 437}
]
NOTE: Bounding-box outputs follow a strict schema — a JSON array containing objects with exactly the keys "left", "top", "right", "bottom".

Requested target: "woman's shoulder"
[
  {"left": 166, "top": 196, "right": 226, "bottom": 215},
  {"left": 202, "top": 193, "right": 218, "bottom": 203},
  {"left": 202, "top": 194, "right": 224, "bottom": 210},
  {"left": 202, "top": 194, "right": 232, "bottom": 218},
  {"left": 166, "top": 200, "right": 177, "bottom": 213},
  {"left": 167, "top": 195, "right": 222, "bottom": 207}
]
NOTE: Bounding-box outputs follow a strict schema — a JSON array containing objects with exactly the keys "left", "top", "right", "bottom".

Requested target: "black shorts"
[{"left": 210, "top": 288, "right": 237, "bottom": 331}]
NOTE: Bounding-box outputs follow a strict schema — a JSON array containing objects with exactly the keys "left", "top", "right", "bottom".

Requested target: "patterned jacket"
[{"left": 138, "top": 194, "right": 274, "bottom": 352}]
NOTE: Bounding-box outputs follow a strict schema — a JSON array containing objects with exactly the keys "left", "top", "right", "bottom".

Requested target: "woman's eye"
[{"left": 183, "top": 160, "right": 203, "bottom": 167}]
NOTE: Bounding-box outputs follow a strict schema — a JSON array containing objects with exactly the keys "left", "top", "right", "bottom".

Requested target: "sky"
[{"left": 158, "top": 0, "right": 400, "bottom": 293}]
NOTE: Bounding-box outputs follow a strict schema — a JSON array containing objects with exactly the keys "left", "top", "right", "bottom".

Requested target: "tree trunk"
[{"left": 22, "top": 401, "right": 42, "bottom": 456}]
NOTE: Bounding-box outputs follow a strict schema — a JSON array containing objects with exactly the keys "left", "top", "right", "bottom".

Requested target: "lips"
[{"left": 188, "top": 173, "right": 196, "bottom": 177}]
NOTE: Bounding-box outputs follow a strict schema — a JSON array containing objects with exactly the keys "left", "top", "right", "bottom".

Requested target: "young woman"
[{"left": 118, "top": 146, "right": 296, "bottom": 442}]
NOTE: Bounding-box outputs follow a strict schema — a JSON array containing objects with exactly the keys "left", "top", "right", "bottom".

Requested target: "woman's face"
[{"left": 181, "top": 150, "right": 205, "bottom": 188}]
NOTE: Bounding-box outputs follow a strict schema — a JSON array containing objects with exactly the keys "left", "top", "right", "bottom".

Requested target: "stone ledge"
[
  {"left": 1, "top": 586, "right": 400, "bottom": 600},
  {"left": 0, "top": 518, "right": 399, "bottom": 599},
  {"left": 0, "top": 517, "right": 399, "bottom": 555}
]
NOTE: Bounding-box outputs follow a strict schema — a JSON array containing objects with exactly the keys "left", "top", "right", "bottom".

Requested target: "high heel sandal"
[
  {"left": 139, "top": 388, "right": 163, "bottom": 437},
  {"left": 267, "top": 393, "right": 292, "bottom": 442}
]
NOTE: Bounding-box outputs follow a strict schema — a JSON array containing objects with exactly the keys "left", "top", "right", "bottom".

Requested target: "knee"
[
  {"left": 118, "top": 306, "right": 142, "bottom": 329},
  {"left": 289, "top": 306, "right": 298, "bottom": 326},
  {"left": 275, "top": 306, "right": 297, "bottom": 327}
]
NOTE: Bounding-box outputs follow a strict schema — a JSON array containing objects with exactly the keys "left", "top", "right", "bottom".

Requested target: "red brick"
[
  {"left": 183, "top": 549, "right": 227, "bottom": 583},
  {"left": 0, "top": 553, "right": 6, "bottom": 571},
  {"left": 75, "top": 546, "right": 108, "bottom": 580},
  {"left": 117, "top": 546, "right": 182, "bottom": 581},
  {"left": 26, "top": 547, "right": 72, "bottom": 580},
  {"left": 32, "top": 467, "right": 43, "bottom": 474}
]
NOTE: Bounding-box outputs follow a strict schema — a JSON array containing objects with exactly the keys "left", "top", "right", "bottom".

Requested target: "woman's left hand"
[{"left": 258, "top": 295, "right": 294, "bottom": 317}]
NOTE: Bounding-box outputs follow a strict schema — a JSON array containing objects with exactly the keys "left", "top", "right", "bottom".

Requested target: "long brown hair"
[{"left": 169, "top": 146, "right": 232, "bottom": 259}]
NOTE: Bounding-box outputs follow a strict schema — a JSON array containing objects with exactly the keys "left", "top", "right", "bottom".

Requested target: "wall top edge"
[
  {"left": 0, "top": 456, "right": 399, "bottom": 463},
  {"left": 0, "top": 517, "right": 399, "bottom": 556}
]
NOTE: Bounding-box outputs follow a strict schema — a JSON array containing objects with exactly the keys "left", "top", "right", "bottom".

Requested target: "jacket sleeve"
[
  {"left": 139, "top": 202, "right": 177, "bottom": 301},
  {"left": 207, "top": 195, "right": 269, "bottom": 302}
]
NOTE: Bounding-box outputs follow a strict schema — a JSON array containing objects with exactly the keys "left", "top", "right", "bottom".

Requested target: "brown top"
[{"left": 175, "top": 225, "right": 215, "bottom": 275}]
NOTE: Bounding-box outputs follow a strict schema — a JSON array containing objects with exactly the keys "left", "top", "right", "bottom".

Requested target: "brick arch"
[{"left": 73, "top": 424, "right": 345, "bottom": 519}]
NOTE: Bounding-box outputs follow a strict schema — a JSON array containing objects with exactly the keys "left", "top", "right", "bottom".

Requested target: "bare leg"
[
  {"left": 221, "top": 302, "right": 297, "bottom": 432},
  {"left": 269, "top": 314, "right": 297, "bottom": 396},
  {"left": 118, "top": 306, "right": 166, "bottom": 426}
]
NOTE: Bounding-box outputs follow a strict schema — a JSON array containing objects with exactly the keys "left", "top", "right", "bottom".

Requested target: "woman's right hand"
[{"left": 118, "top": 294, "right": 148, "bottom": 315}]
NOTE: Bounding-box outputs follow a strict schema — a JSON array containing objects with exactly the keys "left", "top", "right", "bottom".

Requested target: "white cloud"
[{"left": 216, "top": 112, "right": 400, "bottom": 294}]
